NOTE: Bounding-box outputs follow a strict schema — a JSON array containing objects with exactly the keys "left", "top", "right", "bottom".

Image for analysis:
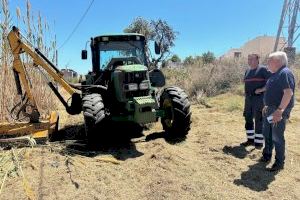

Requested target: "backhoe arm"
[{"left": 7, "top": 26, "right": 82, "bottom": 122}]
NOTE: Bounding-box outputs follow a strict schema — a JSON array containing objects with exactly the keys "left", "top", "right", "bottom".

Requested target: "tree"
[
  {"left": 124, "top": 17, "right": 155, "bottom": 43},
  {"left": 170, "top": 54, "right": 181, "bottom": 63},
  {"left": 183, "top": 56, "right": 194, "bottom": 65},
  {"left": 201, "top": 51, "right": 215, "bottom": 64},
  {"left": 124, "top": 17, "right": 178, "bottom": 68}
]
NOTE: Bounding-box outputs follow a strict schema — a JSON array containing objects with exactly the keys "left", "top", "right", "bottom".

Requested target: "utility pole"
[{"left": 274, "top": 0, "right": 300, "bottom": 64}]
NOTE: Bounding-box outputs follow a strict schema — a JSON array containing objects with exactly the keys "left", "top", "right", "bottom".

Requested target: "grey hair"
[{"left": 268, "top": 51, "right": 288, "bottom": 66}]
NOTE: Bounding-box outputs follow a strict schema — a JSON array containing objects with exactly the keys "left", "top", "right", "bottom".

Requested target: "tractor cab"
[{"left": 82, "top": 34, "right": 148, "bottom": 72}]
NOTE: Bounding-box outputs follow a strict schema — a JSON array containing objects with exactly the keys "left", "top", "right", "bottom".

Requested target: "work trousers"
[
  {"left": 262, "top": 106, "right": 291, "bottom": 166},
  {"left": 243, "top": 95, "right": 264, "bottom": 146}
]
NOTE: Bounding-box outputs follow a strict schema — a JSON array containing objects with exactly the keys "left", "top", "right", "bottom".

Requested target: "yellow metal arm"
[
  {"left": 7, "top": 26, "right": 81, "bottom": 120},
  {"left": 7, "top": 26, "right": 76, "bottom": 95}
]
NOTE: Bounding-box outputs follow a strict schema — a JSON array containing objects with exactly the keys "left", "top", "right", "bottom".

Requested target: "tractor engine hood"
[{"left": 115, "top": 64, "right": 148, "bottom": 73}]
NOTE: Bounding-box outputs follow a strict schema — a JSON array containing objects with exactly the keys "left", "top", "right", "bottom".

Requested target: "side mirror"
[
  {"left": 154, "top": 41, "right": 160, "bottom": 55},
  {"left": 81, "top": 50, "right": 87, "bottom": 60}
]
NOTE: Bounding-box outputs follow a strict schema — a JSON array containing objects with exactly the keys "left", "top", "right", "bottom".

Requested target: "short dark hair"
[{"left": 248, "top": 54, "right": 259, "bottom": 60}]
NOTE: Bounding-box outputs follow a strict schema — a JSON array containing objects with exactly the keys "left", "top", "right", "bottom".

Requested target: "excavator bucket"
[{"left": 0, "top": 112, "right": 59, "bottom": 144}]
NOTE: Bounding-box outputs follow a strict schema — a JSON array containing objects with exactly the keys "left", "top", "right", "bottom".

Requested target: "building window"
[{"left": 234, "top": 52, "right": 241, "bottom": 58}]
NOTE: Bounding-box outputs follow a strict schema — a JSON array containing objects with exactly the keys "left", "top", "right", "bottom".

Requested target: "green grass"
[{"left": 207, "top": 93, "right": 244, "bottom": 112}]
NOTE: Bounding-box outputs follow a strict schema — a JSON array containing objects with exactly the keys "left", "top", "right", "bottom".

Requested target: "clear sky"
[{"left": 8, "top": 0, "right": 295, "bottom": 74}]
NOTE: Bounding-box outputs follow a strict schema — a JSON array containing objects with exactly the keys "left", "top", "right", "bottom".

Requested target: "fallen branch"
[
  {"left": 0, "top": 136, "right": 37, "bottom": 148},
  {"left": 95, "top": 157, "right": 121, "bottom": 165}
]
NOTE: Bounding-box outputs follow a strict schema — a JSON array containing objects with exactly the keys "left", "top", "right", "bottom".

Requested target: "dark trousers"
[
  {"left": 262, "top": 106, "right": 290, "bottom": 166},
  {"left": 243, "top": 95, "right": 264, "bottom": 145}
]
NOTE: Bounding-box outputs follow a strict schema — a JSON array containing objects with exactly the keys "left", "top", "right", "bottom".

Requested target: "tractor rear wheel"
[
  {"left": 160, "top": 86, "right": 191, "bottom": 137},
  {"left": 82, "top": 93, "right": 106, "bottom": 144}
]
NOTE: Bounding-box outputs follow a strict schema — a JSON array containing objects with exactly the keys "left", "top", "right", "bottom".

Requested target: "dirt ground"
[{"left": 1, "top": 93, "right": 299, "bottom": 200}]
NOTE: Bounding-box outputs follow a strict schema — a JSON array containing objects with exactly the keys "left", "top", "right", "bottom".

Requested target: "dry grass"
[
  {"left": 0, "top": 0, "right": 57, "bottom": 122},
  {"left": 292, "top": 67, "right": 300, "bottom": 89},
  {"left": 0, "top": 92, "right": 299, "bottom": 200},
  {"left": 0, "top": 65, "right": 58, "bottom": 121},
  {"left": 163, "top": 60, "right": 246, "bottom": 100}
]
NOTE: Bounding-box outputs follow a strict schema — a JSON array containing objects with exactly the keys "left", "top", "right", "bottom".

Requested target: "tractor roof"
[
  {"left": 98, "top": 33, "right": 144, "bottom": 37},
  {"left": 94, "top": 33, "right": 145, "bottom": 42}
]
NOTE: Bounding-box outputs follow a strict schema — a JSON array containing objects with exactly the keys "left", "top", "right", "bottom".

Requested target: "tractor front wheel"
[
  {"left": 160, "top": 86, "right": 191, "bottom": 137},
  {"left": 82, "top": 93, "right": 106, "bottom": 144}
]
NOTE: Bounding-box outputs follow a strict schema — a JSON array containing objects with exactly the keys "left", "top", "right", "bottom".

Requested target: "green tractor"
[{"left": 80, "top": 33, "right": 191, "bottom": 141}]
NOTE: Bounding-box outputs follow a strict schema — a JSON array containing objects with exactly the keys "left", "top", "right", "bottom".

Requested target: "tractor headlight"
[
  {"left": 139, "top": 82, "right": 150, "bottom": 90},
  {"left": 126, "top": 83, "right": 138, "bottom": 91},
  {"left": 102, "top": 36, "right": 109, "bottom": 41}
]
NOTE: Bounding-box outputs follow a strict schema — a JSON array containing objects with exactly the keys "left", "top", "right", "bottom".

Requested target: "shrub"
[
  {"left": 201, "top": 51, "right": 215, "bottom": 64},
  {"left": 163, "top": 59, "right": 246, "bottom": 100}
]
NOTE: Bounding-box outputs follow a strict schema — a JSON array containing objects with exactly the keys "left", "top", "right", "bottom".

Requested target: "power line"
[{"left": 58, "top": 0, "right": 95, "bottom": 50}]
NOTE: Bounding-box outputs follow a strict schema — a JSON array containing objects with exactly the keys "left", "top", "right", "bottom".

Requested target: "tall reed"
[{"left": 0, "top": 0, "right": 57, "bottom": 122}]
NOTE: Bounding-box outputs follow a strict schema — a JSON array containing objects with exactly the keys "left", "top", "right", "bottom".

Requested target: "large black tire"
[
  {"left": 82, "top": 93, "right": 106, "bottom": 143},
  {"left": 160, "top": 86, "right": 191, "bottom": 137}
]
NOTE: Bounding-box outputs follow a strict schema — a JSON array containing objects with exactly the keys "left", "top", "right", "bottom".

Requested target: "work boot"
[
  {"left": 240, "top": 140, "right": 254, "bottom": 147},
  {"left": 269, "top": 162, "right": 284, "bottom": 172}
]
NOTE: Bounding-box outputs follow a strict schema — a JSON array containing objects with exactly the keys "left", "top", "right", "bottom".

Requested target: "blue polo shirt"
[{"left": 264, "top": 66, "right": 295, "bottom": 110}]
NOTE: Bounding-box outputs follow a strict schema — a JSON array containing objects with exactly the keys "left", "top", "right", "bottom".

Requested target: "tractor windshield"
[{"left": 99, "top": 41, "right": 147, "bottom": 70}]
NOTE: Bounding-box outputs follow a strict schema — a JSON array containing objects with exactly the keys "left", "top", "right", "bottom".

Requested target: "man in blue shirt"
[
  {"left": 261, "top": 51, "right": 295, "bottom": 172},
  {"left": 242, "top": 54, "right": 271, "bottom": 148}
]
